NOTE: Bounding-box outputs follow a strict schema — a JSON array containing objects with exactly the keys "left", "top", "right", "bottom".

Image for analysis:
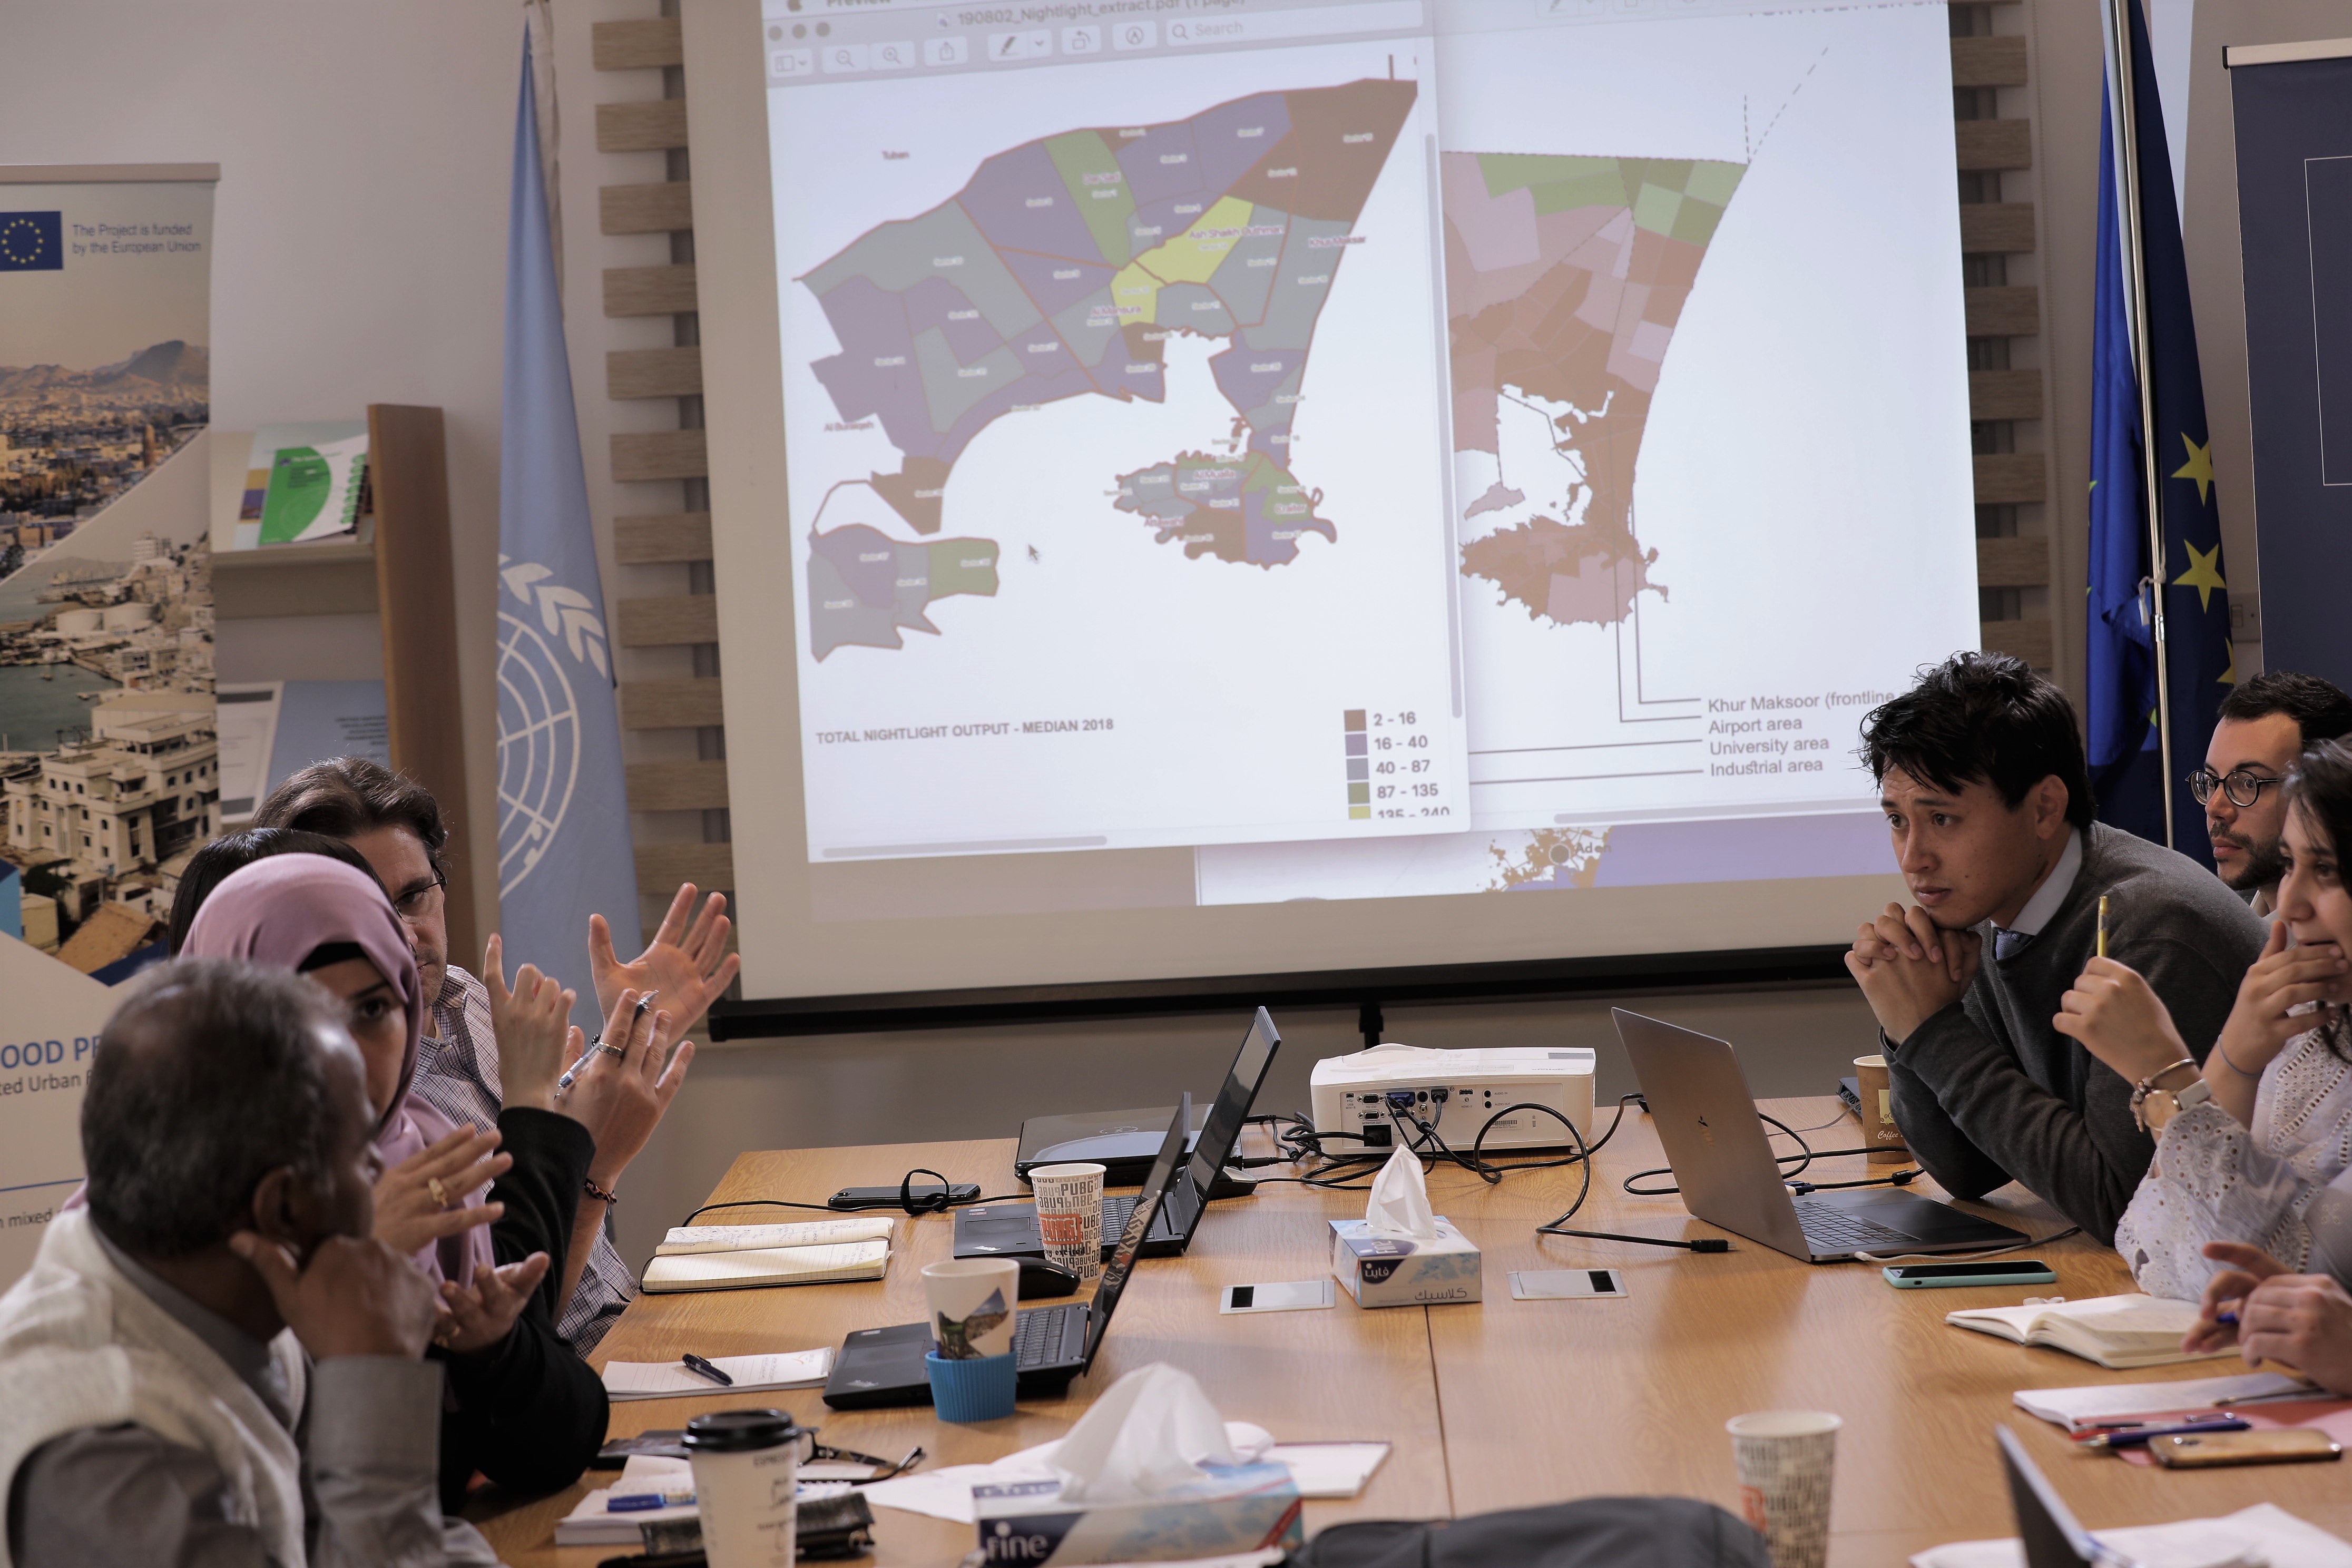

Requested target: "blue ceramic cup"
[{"left": 926, "top": 1350, "right": 1017, "bottom": 1422}]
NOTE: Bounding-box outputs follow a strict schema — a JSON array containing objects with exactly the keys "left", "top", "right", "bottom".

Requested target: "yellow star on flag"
[
  {"left": 2173, "top": 434, "right": 2214, "bottom": 505},
  {"left": 2173, "top": 540, "right": 2227, "bottom": 612},
  {"left": 2219, "top": 641, "right": 2237, "bottom": 686}
]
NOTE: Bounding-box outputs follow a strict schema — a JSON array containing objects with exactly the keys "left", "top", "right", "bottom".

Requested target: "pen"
[
  {"left": 608, "top": 1491, "right": 694, "bottom": 1512},
  {"left": 558, "top": 992, "right": 659, "bottom": 1094},
  {"left": 2077, "top": 1417, "right": 2250, "bottom": 1449},
  {"left": 2097, "top": 895, "right": 2109, "bottom": 958},
  {"left": 681, "top": 1352, "right": 733, "bottom": 1386}
]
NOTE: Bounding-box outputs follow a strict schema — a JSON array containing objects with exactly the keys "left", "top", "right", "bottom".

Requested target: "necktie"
[{"left": 1993, "top": 927, "right": 2034, "bottom": 963}]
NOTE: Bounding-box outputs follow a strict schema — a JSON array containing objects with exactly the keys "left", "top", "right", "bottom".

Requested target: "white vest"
[{"left": 0, "top": 1210, "right": 307, "bottom": 1568}]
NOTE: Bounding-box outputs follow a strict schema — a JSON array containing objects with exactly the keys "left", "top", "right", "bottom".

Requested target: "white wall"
[{"left": 0, "top": 0, "right": 518, "bottom": 936}]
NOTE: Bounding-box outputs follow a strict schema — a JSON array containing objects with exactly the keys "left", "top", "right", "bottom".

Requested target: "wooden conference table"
[{"left": 473, "top": 1097, "right": 2352, "bottom": 1566}]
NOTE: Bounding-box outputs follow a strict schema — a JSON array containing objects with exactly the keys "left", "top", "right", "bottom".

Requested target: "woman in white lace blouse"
[{"left": 2053, "top": 740, "right": 2352, "bottom": 1299}]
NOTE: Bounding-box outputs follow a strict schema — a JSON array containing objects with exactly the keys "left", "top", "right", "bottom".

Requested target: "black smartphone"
[
  {"left": 828, "top": 1182, "right": 979, "bottom": 1211},
  {"left": 1882, "top": 1259, "right": 2056, "bottom": 1289}
]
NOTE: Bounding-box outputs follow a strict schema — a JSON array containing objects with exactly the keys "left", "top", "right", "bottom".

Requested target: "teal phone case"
[{"left": 1882, "top": 1266, "right": 2056, "bottom": 1289}]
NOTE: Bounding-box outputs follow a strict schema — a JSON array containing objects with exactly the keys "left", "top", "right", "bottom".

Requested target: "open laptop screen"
[
  {"left": 1082, "top": 1094, "right": 1190, "bottom": 1373},
  {"left": 1184, "top": 1010, "right": 1280, "bottom": 1201}
]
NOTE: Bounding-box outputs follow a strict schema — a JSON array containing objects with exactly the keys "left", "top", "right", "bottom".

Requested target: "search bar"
[{"left": 1164, "top": 1, "right": 1424, "bottom": 47}]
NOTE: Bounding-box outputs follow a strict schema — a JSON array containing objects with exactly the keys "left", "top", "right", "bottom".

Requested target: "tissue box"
[
  {"left": 972, "top": 1462, "right": 1304, "bottom": 1565},
  {"left": 1329, "top": 1217, "right": 1482, "bottom": 1308}
]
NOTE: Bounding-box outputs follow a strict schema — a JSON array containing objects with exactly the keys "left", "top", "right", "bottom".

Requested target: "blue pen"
[
  {"left": 607, "top": 1491, "right": 693, "bottom": 1512},
  {"left": 2077, "top": 1417, "right": 2251, "bottom": 1450}
]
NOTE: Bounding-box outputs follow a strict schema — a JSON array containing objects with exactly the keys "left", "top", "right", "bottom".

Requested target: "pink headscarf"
[{"left": 181, "top": 855, "right": 496, "bottom": 1287}]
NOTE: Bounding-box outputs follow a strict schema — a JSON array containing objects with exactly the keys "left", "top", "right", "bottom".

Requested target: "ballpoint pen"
[
  {"left": 557, "top": 992, "right": 658, "bottom": 1095},
  {"left": 681, "top": 1351, "right": 733, "bottom": 1386},
  {"left": 2097, "top": 895, "right": 2109, "bottom": 958},
  {"left": 2077, "top": 1417, "right": 2251, "bottom": 1449}
]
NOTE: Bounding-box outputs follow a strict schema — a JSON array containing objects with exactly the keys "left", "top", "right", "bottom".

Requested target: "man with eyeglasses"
[
  {"left": 2197, "top": 673, "right": 2352, "bottom": 915},
  {"left": 252, "top": 759, "right": 739, "bottom": 1351}
]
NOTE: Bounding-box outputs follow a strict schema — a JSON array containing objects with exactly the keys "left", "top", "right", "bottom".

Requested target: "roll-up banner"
[
  {"left": 0, "top": 165, "right": 216, "bottom": 1282},
  {"left": 2227, "top": 41, "right": 2352, "bottom": 689}
]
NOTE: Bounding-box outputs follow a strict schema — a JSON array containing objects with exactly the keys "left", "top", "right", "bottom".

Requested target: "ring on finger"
[{"left": 427, "top": 1176, "right": 450, "bottom": 1208}]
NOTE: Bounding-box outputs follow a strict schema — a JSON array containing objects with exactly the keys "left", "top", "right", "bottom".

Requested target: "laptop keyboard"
[
  {"left": 1013, "top": 1303, "right": 1079, "bottom": 1368},
  {"left": 1102, "top": 1193, "right": 1139, "bottom": 1235},
  {"left": 1792, "top": 1202, "right": 1914, "bottom": 1252}
]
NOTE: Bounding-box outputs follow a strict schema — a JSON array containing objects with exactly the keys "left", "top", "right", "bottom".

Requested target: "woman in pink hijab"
[{"left": 182, "top": 852, "right": 609, "bottom": 1506}]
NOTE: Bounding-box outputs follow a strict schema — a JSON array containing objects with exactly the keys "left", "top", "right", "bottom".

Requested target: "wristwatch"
[{"left": 2132, "top": 1060, "right": 2210, "bottom": 1134}]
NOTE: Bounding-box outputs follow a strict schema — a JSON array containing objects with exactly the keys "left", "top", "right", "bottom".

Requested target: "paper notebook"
[
  {"left": 1946, "top": 1293, "right": 2237, "bottom": 1369},
  {"left": 2014, "top": 1370, "right": 2320, "bottom": 1432},
  {"left": 653, "top": 1217, "right": 896, "bottom": 1257},
  {"left": 602, "top": 1348, "right": 836, "bottom": 1400},
  {"left": 641, "top": 1240, "right": 890, "bottom": 1293}
]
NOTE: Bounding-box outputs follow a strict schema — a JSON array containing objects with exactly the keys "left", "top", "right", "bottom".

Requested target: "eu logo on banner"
[{"left": 0, "top": 213, "right": 63, "bottom": 272}]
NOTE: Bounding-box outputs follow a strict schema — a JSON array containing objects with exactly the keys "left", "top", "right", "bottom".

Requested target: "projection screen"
[{"left": 681, "top": 0, "right": 1978, "bottom": 1018}]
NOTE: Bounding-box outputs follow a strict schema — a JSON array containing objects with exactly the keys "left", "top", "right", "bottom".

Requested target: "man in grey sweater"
[{"left": 1847, "top": 653, "right": 2266, "bottom": 1244}]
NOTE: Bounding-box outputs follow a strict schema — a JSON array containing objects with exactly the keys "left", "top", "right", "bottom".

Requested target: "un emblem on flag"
[
  {"left": 0, "top": 212, "right": 63, "bottom": 272},
  {"left": 496, "top": 610, "right": 584, "bottom": 897}
]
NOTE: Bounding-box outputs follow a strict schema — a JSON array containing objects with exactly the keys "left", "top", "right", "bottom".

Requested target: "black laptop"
[
  {"left": 954, "top": 1008, "right": 1279, "bottom": 1261},
  {"left": 1998, "top": 1426, "right": 2101, "bottom": 1566},
  {"left": 822, "top": 1096, "right": 1190, "bottom": 1410}
]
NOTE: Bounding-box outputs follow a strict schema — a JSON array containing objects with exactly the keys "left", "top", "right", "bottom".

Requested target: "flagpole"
[{"left": 2103, "top": 0, "right": 2176, "bottom": 848}]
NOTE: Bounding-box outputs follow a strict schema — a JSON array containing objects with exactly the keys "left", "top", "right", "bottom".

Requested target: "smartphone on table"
[
  {"left": 1882, "top": 1260, "right": 2057, "bottom": 1289},
  {"left": 2151, "top": 1429, "right": 2343, "bottom": 1467}
]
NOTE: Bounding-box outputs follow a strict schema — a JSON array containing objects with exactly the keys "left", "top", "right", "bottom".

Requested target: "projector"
[{"left": 1310, "top": 1043, "right": 1595, "bottom": 1152}]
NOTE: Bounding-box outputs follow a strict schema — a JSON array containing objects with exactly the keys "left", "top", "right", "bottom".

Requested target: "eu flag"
[
  {"left": 0, "top": 213, "right": 63, "bottom": 272},
  {"left": 2086, "top": 0, "right": 2231, "bottom": 866}
]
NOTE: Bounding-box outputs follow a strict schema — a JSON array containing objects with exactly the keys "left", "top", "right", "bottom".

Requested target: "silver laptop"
[{"left": 1613, "top": 1008, "right": 2027, "bottom": 1262}]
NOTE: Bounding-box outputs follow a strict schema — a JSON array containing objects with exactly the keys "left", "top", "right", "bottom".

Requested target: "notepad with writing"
[
  {"left": 653, "top": 1218, "right": 896, "bottom": 1256},
  {"left": 640, "top": 1240, "right": 890, "bottom": 1293},
  {"left": 1946, "top": 1293, "right": 2237, "bottom": 1369},
  {"left": 602, "top": 1348, "right": 836, "bottom": 1400}
]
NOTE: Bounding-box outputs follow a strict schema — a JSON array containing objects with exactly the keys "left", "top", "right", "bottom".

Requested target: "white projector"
[{"left": 1310, "top": 1043, "right": 1596, "bottom": 1151}]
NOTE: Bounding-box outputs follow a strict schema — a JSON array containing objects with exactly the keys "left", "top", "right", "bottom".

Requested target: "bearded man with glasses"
[{"left": 2198, "top": 673, "right": 2352, "bottom": 915}]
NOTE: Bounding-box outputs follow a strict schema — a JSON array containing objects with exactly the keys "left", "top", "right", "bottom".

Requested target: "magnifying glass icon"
[
  {"left": 880, "top": 44, "right": 901, "bottom": 64},
  {"left": 834, "top": 48, "right": 851, "bottom": 65},
  {"left": 1171, "top": 22, "right": 1189, "bottom": 40}
]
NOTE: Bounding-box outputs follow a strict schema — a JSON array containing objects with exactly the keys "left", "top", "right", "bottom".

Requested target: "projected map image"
[
  {"left": 799, "top": 80, "right": 1417, "bottom": 658},
  {"left": 1445, "top": 152, "right": 1744, "bottom": 631}
]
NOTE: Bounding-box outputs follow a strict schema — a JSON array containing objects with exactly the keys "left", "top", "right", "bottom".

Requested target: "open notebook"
[
  {"left": 640, "top": 1217, "right": 896, "bottom": 1293},
  {"left": 1947, "top": 1294, "right": 2237, "bottom": 1370}
]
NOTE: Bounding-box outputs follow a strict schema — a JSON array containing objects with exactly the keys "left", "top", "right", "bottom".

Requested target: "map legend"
[{"left": 1345, "top": 710, "right": 1370, "bottom": 819}]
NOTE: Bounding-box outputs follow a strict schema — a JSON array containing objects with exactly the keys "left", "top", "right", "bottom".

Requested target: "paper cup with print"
[
  {"left": 1854, "top": 1054, "right": 1907, "bottom": 1162},
  {"left": 1030, "top": 1161, "right": 1106, "bottom": 1281},
  {"left": 1727, "top": 1410, "right": 1839, "bottom": 1568},
  {"left": 682, "top": 1409, "right": 812, "bottom": 1568},
  {"left": 923, "top": 1257, "right": 1019, "bottom": 1359}
]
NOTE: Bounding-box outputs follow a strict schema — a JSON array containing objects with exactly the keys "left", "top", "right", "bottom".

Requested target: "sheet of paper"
[
  {"left": 2013, "top": 1371, "right": 2319, "bottom": 1431},
  {"left": 655, "top": 1217, "right": 896, "bottom": 1255},
  {"left": 214, "top": 682, "right": 281, "bottom": 824},
  {"left": 602, "top": 1348, "right": 835, "bottom": 1400},
  {"left": 264, "top": 679, "right": 387, "bottom": 798},
  {"left": 1265, "top": 1442, "right": 1389, "bottom": 1498},
  {"left": 1909, "top": 1502, "right": 2352, "bottom": 1568}
]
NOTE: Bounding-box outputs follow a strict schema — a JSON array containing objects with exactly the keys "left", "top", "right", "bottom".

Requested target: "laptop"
[
  {"left": 822, "top": 1096, "right": 1190, "bottom": 1410},
  {"left": 1998, "top": 1426, "right": 2102, "bottom": 1566},
  {"left": 954, "top": 1008, "right": 1279, "bottom": 1261},
  {"left": 1016, "top": 1103, "right": 1208, "bottom": 1185},
  {"left": 1612, "top": 1008, "right": 2026, "bottom": 1262}
]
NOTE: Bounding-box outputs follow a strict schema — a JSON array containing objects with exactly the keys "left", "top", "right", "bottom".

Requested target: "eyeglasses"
[
  {"left": 390, "top": 875, "right": 446, "bottom": 923},
  {"left": 2188, "top": 768, "right": 2285, "bottom": 809},
  {"left": 811, "top": 1442, "right": 923, "bottom": 1481}
]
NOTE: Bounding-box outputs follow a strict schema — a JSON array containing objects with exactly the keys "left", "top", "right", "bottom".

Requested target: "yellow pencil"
[{"left": 2098, "top": 895, "right": 2110, "bottom": 958}]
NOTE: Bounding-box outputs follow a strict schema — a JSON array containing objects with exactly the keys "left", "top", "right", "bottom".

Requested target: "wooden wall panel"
[
  {"left": 621, "top": 679, "right": 727, "bottom": 730},
  {"left": 1977, "top": 536, "right": 2050, "bottom": 588},
  {"left": 1981, "top": 620, "right": 2055, "bottom": 668},
  {"left": 592, "top": 18, "right": 682, "bottom": 70},
  {"left": 1959, "top": 203, "right": 2036, "bottom": 252},
  {"left": 1968, "top": 369, "right": 2044, "bottom": 422},
  {"left": 595, "top": 99, "right": 689, "bottom": 154},
  {"left": 609, "top": 346, "right": 703, "bottom": 400},
  {"left": 1964, "top": 285, "right": 2040, "bottom": 337},
  {"left": 1956, "top": 120, "right": 2034, "bottom": 171},
  {"left": 615, "top": 512, "right": 714, "bottom": 564},
  {"left": 601, "top": 181, "right": 693, "bottom": 236},
  {"left": 636, "top": 841, "right": 735, "bottom": 894},
  {"left": 626, "top": 760, "right": 731, "bottom": 812},
  {"left": 1950, "top": 36, "right": 2029, "bottom": 86},
  {"left": 1973, "top": 453, "right": 2047, "bottom": 506},
  {"left": 617, "top": 594, "right": 719, "bottom": 647},
  {"left": 612, "top": 429, "right": 709, "bottom": 483},
  {"left": 603, "top": 263, "right": 699, "bottom": 317}
]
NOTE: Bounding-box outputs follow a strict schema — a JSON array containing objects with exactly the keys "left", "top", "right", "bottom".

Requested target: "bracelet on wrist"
[
  {"left": 584, "top": 1177, "right": 619, "bottom": 1206},
  {"left": 2214, "top": 1036, "right": 2260, "bottom": 1079}
]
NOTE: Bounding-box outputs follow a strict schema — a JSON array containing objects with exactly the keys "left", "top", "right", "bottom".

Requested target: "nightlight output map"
[{"left": 799, "top": 79, "right": 1416, "bottom": 659}]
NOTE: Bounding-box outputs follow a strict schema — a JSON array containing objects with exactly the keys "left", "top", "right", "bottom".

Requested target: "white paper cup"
[
  {"left": 922, "top": 1256, "right": 1020, "bottom": 1359},
  {"left": 1030, "top": 1161, "right": 1106, "bottom": 1281},
  {"left": 682, "top": 1409, "right": 810, "bottom": 1568},
  {"left": 1727, "top": 1409, "right": 1840, "bottom": 1568}
]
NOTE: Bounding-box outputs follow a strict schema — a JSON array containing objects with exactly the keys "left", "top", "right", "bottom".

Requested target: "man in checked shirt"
[{"left": 254, "top": 758, "right": 739, "bottom": 1352}]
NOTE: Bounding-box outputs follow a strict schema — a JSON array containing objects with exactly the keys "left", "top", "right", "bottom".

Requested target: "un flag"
[{"left": 0, "top": 213, "right": 63, "bottom": 272}]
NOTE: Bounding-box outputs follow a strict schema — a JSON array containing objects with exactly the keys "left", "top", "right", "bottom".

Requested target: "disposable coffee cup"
[
  {"left": 1727, "top": 1409, "right": 1840, "bottom": 1568},
  {"left": 923, "top": 1257, "right": 1019, "bottom": 1359},
  {"left": 1854, "top": 1054, "right": 1906, "bottom": 1163},
  {"left": 1030, "top": 1161, "right": 1105, "bottom": 1281},
  {"left": 682, "top": 1408, "right": 813, "bottom": 1568}
]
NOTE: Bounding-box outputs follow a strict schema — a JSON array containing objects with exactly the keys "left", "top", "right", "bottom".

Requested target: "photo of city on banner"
[{"left": 0, "top": 175, "right": 217, "bottom": 1279}]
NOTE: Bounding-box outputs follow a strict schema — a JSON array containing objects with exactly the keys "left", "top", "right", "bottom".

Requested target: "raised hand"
[
  {"left": 1846, "top": 903, "right": 1979, "bottom": 1045},
  {"left": 556, "top": 986, "right": 696, "bottom": 1190},
  {"left": 433, "top": 1252, "right": 552, "bottom": 1355},
  {"left": 483, "top": 933, "right": 574, "bottom": 1112},
  {"left": 373, "top": 1125, "right": 507, "bottom": 1257},
  {"left": 2053, "top": 957, "right": 2193, "bottom": 1085},
  {"left": 589, "top": 884, "right": 741, "bottom": 1028},
  {"left": 229, "top": 1230, "right": 440, "bottom": 1361},
  {"left": 2214, "top": 922, "right": 2350, "bottom": 1083}
]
